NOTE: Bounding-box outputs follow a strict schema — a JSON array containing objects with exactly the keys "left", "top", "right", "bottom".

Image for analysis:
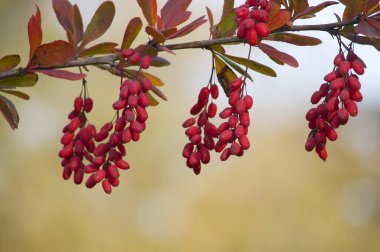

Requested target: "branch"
[{"left": 0, "top": 17, "right": 362, "bottom": 80}]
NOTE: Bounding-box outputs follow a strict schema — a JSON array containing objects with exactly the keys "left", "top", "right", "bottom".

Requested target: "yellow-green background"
[{"left": 0, "top": 1, "right": 379, "bottom": 251}]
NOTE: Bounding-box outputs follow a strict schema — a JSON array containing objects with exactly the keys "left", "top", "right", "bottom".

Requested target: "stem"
[{"left": 0, "top": 17, "right": 364, "bottom": 81}]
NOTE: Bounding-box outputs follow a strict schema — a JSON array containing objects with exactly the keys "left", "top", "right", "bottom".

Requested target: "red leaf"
[
  {"left": 161, "top": 0, "right": 192, "bottom": 28},
  {"left": 28, "top": 6, "right": 43, "bottom": 61},
  {"left": 167, "top": 16, "right": 207, "bottom": 39},
  {"left": 33, "top": 40, "right": 75, "bottom": 67},
  {"left": 259, "top": 43, "right": 299, "bottom": 68},
  {"left": 145, "top": 26, "right": 166, "bottom": 43},
  {"left": 121, "top": 17, "right": 143, "bottom": 50},
  {"left": 206, "top": 7, "right": 215, "bottom": 36},
  {"left": 293, "top": 1, "right": 338, "bottom": 20},
  {"left": 137, "top": 0, "right": 157, "bottom": 26},
  {"left": 72, "top": 5, "right": 84, "bottom": 45},
  {"left": 355, "top": 19, "right": 380, "bottom": 38},
  {"left": 33, "top": 69, "right": 86, "bottom": 80},
  {"left": 80, "top": 1, "right": 115, "bottom": 48},
  {"left": 52, "top": 0, "right": 73, "bottom": 34},
  {"left": 0, "top": 95, "right": 19, "bottom": 130},
  {"left": 266, "top": 33, "right": 322, "bottom": 46},
  {"left": 267, "top": 10, "right": 291, "bottom": 31}
]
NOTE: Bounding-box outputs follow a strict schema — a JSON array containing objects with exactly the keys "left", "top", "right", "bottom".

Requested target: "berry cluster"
[
  {"left": 183, "top": 77, "right": 254, "bottom": 174},
  {"left": 58, "top": 49, "right": 153, "bottom": 194},
  {"left": 235, "top": 0, "right": 271, "bottom": 46},
  {"left": 216, "top": 78, "right": 253, "bottom": 161},
  {"left": 182, "top": 84, "right": 219, "bottom": 175},
  {"left": 305, "top": 51, "right": 365, "bottom": 160}
]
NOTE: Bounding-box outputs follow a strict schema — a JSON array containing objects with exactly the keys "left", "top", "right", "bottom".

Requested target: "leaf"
[
  {"left": 0, "top": 90, "right": 30, "bottom": 100},
  {"left": 221, "top": 54, "right": 277, "bottom": 77},
  {"left": 135, "top": 45, "right": 159, "bottom": 57},
  {"left": 259, "top": 43, "right": 299, "bottom": 68},
  {"left": 72, "top": 5, "right": 84, "bottom": 45},
  {"left": 0, "top": 55, "right": 20, "bottom": 73},
  {"left": 291, "top": 0, "right": 309, "bottom": 16},
  {"left": 53, "top": 0, "right": 73, "bottom": 34},
  {"left": 265, "top": 33, "right": 322, "bottom": 46},
  {"left": 161, "top": 28, "right": 178, "bottom": 37},
  {"left": 206, "top": 7, "right": 215, "bottom": 36},
  {"left": 151, "top": 86, "right": 168, "bottom": 101},
  {"left": 137, "top": 0, "right": 157, "bottom": 26},
  {"left": 268, "top": 1, "right": 281, "bottom": 20},
  {"left": 213, "top": 52, "right": 253, "bottom": 81},
  {"left": 0, "top": 95, "right": 19, "bottom": 130},
  {"left": 80, "top": 1, "right": 115, "bottom": 48},
  {"left": 293, "top": 1, "right": 339, "bottom": 20},
  {"left": 167, "top": 16, "right": 207, "bottom": 39},
  {"left": 214, "top": 54, "right": 238, "bottom": 95},
  {"left": 33, "top": 40, "right": 75, "bottom": 67},
  {"left": 147, "top": 92, "right": 159, "bottom": 106},
  {"left": 79, "top": 42, "right": 117, "bottom": 58},
  {"left": 157, "top": 45, "right": 176, "bottom": 55},
  {"left": 341, "top": 0, "right": 364, "bottom": 21},
  {"left": 28, "top": 5, "right": 43, "bottom": 61},
  {"left": 121, "top": 17, "right": 143, "bottom": 50},
  {"left": 216, "top": 0, "right": 236, "bottom": 38},
  {"left": 143, "top": 72, "right": 164, "bottom": 86},
  {"left": 355, "top": 19, "right": 380, "bottom": 38},
  {"left": 32, "top": 70, "right": 86, "bottom": 81},
  {"left": 145, "top": 26, "right": 166, "bottom": 43},
  {"left": 150, "top": 57, "right": 171, "bottom": 67},
  {"left": 267, "top": 10, "right": 291, "bottom": 31},
  {"left": 0, "top": 73, "right": 38, "bottom": 87},
  {"left": 161, "top": 0, "right": 192, "bottom": 28}
]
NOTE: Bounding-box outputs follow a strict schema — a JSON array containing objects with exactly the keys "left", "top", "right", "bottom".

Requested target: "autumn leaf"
[
  {"left": 28, "top": 5, "right": 43, "bottom": 62},
  {"left": 137, "top": 0, "right": 157, "bottom": 26},
  {"left": 121, "top": 17, "right": 143, "bottom": 50},
  {"left": 0, "top": 95, "right": 19, "bottom": 130},
  {"left": 33, "top": 40, "right": 75, "bottom": 67},
  {"left": 0, "top": 55, "right": 20, "bottom": 73}
]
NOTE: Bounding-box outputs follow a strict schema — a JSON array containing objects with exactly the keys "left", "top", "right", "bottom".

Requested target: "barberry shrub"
[{"left": 0, "top": 0, "right": 380, "bottom": 193}]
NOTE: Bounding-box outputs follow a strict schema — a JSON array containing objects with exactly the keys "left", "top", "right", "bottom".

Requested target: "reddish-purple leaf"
[
  {"left": 0, "top": 55, "right": 20, "bottom": 73},
  {"left": 293, "top": 1, "right": 338, "bottom": 20},
  {"left": 167, "top": 16, "right": 207, "bottom": 39},
  {"left": 137, "top": 0, "right": 157, "bottom": 26},
  {"left": 206, "top": 7, "right": 215, "bottom": 36},
  {"left": 80, "top": 1, "right": 115, "bottom": 48},
  {"left": 145, "top": 26, "right": 166, "bottom": 43},
  {"left": 33, "top": 40, "right": 75, "bottom": 67},
  {"left": 157, "top": 45, "right": 176, "bottom": 55},
  {"left": 161, "top": 0, "right": 192, "bottom": 28},
  {"left": 135, "top": 45, "right": 159, "bottom": 57},
  {"left": 53, "top": 0, "right": 73, "bottom": 33},
  {"left": 267, "top": 10, "right": 291, "bottom": 31},
  {"left": 28, "top": 6, "right": 43, "bottom": 61},
  {"left": 79, "top": 42, "right": 117, "bottom": 58},
  {"left": 292, "top": 0, "right": 309, "bottom": 16},
  {"left": 355, "top": 19, "right": 380, "bottom": 38},
  {"left": 72, "top": 4, "right": 84, "bottom": 45},
  {"left": 33, "top": 69, "right": 86, "bottom": 80},
  {"left": 151, "top": 85, "right": 168, "bottom": 101},
  {"left": 0, "top": 95, "right": 19, "bottom": 130},
  {"left": 259, "top": 43, "right": 299, "bottom": 68},
  {"left": 161, "top": 27, "right": 177, "bottom": 37},
  {"left": 266, "top": 33, "right": 322, "bottom": 46},
  {"left": 121, "top": 17, "right": 143, "bottom": 50}
]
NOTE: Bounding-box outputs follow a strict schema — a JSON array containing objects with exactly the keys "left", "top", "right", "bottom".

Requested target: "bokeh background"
[{"left": 1, "top": 0, "right": 380, "bottom": 251}]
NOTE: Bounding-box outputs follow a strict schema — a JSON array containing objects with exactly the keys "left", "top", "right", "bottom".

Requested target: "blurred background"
[{"left": 0, "top": 0, "right": 380, "bottom": 251}]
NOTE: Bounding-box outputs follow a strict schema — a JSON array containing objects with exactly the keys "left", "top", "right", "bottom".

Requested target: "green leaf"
[
  {"left": 147, "top": 92, "right": 159, "bottom": 106},
  {"left": 137, "top": 0, "right": 157, "bottom": 26},
  {"left": 121, "top": 17, "right": 143, "bottom": 50},
  {"left": 80, "top": 1, "right": 115, "bottom": 48},
  {"left": 265, "top": 33, "right": 322, "bottom": 46},
  {"left": 151, "top": 86, "right": 168, "bottom": 101},
  {"left": 0, "top": 90, "right": 30, "bottom": 100},
  {"left": 79, "top": 42, "right": 117, "bottom": 58},
  {"left": 213, "top": 52, "right": 253, "bottom": 81},
  {"left": 0, "top": 55, "right": 20, "bottom": 73},
  {"left": 33, "top": 40, "right": 75, "bottom": 67},
  {"left": 214, "top": 54, "right": 238, "bottom": 95},
  {"left": 217, "top": 12, "right": 237, "bottom": 38},
  {"left": 219, "top": 53, "right": 277, "bottom": 77},
  {"left": 0, "top": 73, "right": 38, "bottom": 87},
  {"left": 150, "top": 57, "right": 171, "bottom": 67},
  {"left": 0, "top": 95, "right": 19, "bottom": 129}
]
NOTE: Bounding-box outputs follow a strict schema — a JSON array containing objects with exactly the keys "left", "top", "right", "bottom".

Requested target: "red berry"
[
  {"left": 351, "top": 60, "right": 364, "bottom": 75},
  {"left": 255, "top": 22, "right": 270, "bottom": 37},
  {"left": 141, "top": 56, "right": 151, "bottom": 69},
  {"left": 121, "top": 49, "right": 135, "bottom": 58},
  {"left": 246, "top": 29, "right": 258, "bottom": 46}
]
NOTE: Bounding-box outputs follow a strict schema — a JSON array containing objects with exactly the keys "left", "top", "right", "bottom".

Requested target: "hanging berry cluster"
[
  {"left": 182, "top": 69, "right": 254, "bottom": 175},
  {"left": 235, "top": 0, "right": 271, "bottom": 46},
  {"left": 58, "top": 48, "right": 153, "bottom": 194},
  {"left": 305, "top": 46, "right": 365, "bottom": 161}
]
